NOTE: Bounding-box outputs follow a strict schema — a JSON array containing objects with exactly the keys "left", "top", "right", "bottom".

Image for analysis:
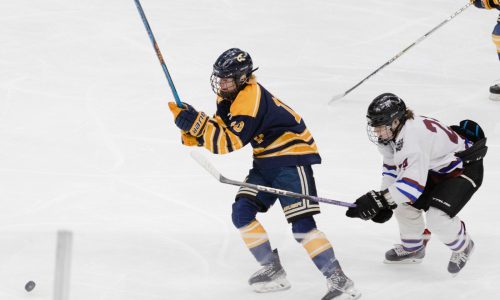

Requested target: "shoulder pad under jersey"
[{"left": 230, "top": 83, "right": 261, "bottom": 118}]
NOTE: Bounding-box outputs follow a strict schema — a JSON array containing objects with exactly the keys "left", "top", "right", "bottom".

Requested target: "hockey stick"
[
  {"left": 190, "top": 151, "right": 356, "bottom": 208},
  {"left": 133, "top": 0, "right": 183, "bottom": 107},
  {"left": 328, "top": 2, "right": 472, "bottom": 104}
]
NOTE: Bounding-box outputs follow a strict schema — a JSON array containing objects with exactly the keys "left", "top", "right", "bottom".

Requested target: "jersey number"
[
  {"left": 422, "top": 118, "right": 458, "bottom": 144},
  {"left": 272, "top": 97, "right": 301, "bottom": 123}
]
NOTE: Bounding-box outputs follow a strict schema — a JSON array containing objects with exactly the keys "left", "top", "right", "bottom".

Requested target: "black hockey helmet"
[
  {"left": 367, "top": 93, "right": 407, "bottom": 127},
  {"left": 210, "top": 48, "right": 258, "bottom": 101},
  {"left": 366, "top": 93, "right": 407, "bottom": 144}
]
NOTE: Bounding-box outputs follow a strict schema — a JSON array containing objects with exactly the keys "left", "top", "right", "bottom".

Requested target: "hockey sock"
[
  {"left": 445, "top": 221, "right": 470, "bottom": 252},
  {"left": 239, "top": 220, "right": 274, "bottom": 265},
  {"left": 301, "top": 229, "right": 340, "bottom": 277},
  {"left": 401, "top": 237, "right": 424, "bottom": 251}
]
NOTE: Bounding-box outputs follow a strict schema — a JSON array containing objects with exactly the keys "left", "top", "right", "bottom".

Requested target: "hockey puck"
[{"left": 25, "top": 281, "right": 36, "bottom": 292}]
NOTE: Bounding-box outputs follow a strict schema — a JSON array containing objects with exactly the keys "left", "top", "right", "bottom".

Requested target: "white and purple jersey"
[{"left": 379, "top": 116, "right": 472, "bottom": 204}]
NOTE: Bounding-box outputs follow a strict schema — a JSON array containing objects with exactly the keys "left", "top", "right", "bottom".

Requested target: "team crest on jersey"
[
  {"left": 231, "top": 121, "right": 245, "bottom": 133},
  {"left": 395, "top": 139, "right": 404, "bottom": 152},
  {"left": 398, "top": 158, "right": 408, "bottom": 170}
]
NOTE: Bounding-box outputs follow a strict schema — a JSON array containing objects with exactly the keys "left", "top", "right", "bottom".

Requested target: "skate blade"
[
  {"left": 384, "top": 258, "right": 423, "bottom": 264},
  {"left": 489, "top": 93, "right": 500, "bottom": 101},
  {"left": 344, "top": 289, "right": 362, "bottom": 300},
  {"left": 333, "top": 289, "right": 362, "bottom": 300},
  {"left": 251, "top": 277, "right": 291, "bottom": 293}
]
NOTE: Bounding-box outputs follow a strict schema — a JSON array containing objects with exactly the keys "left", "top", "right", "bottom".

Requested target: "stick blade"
[
  {"left": 328, "top": 92, "right": 346, "bottom": 105},
  {"left": 190, "top": 150, "right": 222, "bottom": 182}
]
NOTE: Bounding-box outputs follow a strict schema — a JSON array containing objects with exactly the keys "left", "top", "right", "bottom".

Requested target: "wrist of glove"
[
  {"left": 181, "top": 131, "right": 201, "bottom": 147},
  {"left": 168, "top": 102, "right": 209, "bottom": 137},
  {"left": 346, "top": 190, "right": 397, "bottom": 221}
]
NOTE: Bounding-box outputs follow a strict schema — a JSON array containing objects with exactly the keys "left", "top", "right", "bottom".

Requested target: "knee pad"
[
  {"left": 231, "top": 198, "right": 259, "bottom": 228},
  {"left": 291, "top": 216, "right": 317, "bottom": 243},
  {"left": 426, "top": 207, "right": 463, "bottom": 244},
  {"left": 426, "top": 207, "right": 452, "bottom": 233}
]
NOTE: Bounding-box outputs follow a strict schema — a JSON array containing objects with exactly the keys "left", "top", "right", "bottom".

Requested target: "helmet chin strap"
[{"left": 389, "top": 118, "right": 405, "bottom": 142}]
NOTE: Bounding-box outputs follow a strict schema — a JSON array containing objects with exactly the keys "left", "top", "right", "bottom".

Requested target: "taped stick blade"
[
  {"left": 190, "top": 150, "right": 222, "bottom": 182},
  {"left": 328, "top": 92, "right": 346, "bottom": 105}
]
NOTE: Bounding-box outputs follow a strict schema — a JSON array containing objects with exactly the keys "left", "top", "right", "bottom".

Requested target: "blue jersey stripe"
[
  {"left": 383, "top": 164, "right": 397, "bottom": 170},
  {"left": 396, "top": 187, "right": 418, "bottom": 202},
  {"left": 382, "top": 172, "right": 397, "bottom": 178},
  {"left": 396, "top": 179, "right": 424, "bottom": 193},
  {"left": 438, "top": 158, "right": 462, "bottom": 173}
]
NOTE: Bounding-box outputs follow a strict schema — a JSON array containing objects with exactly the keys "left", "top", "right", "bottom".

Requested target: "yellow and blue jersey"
[
  {"left": 473, "top": 0, "right": 500, "bottom": 57},
  {"left": 197, "top": 77, "right": 321, "bottom": 169},
  {"left": 472, "top": 0, "right": 500, "bottom": 9}
]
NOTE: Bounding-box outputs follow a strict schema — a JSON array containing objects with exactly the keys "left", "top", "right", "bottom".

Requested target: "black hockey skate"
[
  {"left": 448, "top": 239, "right": 475, "bottom": 276},
  {"left": 322, "top": 268, "right": 361, "bottom": 300},
  {"left": 489, "top": 84, "right": 500, "bottom": 101},
  {"left": 248, "top": 249, "right": 291, "bottom": 293},
  {"left": 384, "top": 244, "right": 425, "bottom": 264}
]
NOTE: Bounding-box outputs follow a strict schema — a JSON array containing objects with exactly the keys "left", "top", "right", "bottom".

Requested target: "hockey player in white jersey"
[{"left": 346, "top": 93, "right": 487, "bottom": 275}]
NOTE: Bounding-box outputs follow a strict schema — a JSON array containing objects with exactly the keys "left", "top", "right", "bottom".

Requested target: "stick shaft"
[
  {"left": 223, "top": 177, "right": 356, "bottom": 208},
  {"left": 133, "top": 0, "right": 182, "bottom": 107},
  {"left": 190, "top": 151, "right": 356, "bottom": 208},
  {"left": 328, "top": 2, "right": 472, "bottom": 104}
]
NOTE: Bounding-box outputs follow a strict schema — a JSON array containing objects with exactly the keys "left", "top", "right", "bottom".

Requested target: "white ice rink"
[{"left": 0, "top": 0, "right": 499, "bottom": 299}]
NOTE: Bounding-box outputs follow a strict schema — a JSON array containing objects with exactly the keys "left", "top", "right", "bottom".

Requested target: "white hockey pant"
[{"left": 394, "top": 204, "right": 469, "bottom": 252}]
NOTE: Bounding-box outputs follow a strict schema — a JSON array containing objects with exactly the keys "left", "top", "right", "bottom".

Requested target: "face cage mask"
[
  {"left": 210, "top": 74, "right": 245, "bottom": 101},
  {"left": 366, "top": 123, "right": 394, "bottom": 145}
]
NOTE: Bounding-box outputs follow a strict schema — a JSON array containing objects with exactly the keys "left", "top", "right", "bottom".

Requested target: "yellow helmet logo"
[{"left": 236, "top": 53, "right": 246, "bottom": 62}]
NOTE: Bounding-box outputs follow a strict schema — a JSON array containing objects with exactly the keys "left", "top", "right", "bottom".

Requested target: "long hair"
[{"left": 404, "top": 109, "right": 414, "bottom": 120}]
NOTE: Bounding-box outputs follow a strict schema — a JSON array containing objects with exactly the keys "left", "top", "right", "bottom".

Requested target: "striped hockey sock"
[
  {"left": 401, "top": 237, "right": 424, "bottom": 252},
  {"left": 400, "top": 229, "right": 431, "bottom": 251},
  {"left": 445, "top": 221, "right": 470, "bottom": 252},
  {"left": 301, "top": 229, "right": 340, "bottom": 277},
  {"left": 239, "top": 220, "right": 274, "bottom": 265}
]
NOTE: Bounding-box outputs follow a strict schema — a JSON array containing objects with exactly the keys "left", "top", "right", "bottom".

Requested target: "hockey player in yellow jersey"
[
  {"left": 471, "top": 0, "right": 500, "bottom": 100},
  {"left": 168, "top": 48, "right": 360, "bottom": 300}
]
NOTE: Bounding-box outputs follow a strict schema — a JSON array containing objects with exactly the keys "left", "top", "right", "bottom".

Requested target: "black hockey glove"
[
  {"left": 346, "top": 190, "right": 396, "bottom": 221},
  {"left": 450, "top": 119, "right": 485, "bottom": 143},
  {"left": 451, "top": 119, "right": 488, "bottom": 164},
  {"left": 371, "top": 208, "right": 393, "bottom": 223}
]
